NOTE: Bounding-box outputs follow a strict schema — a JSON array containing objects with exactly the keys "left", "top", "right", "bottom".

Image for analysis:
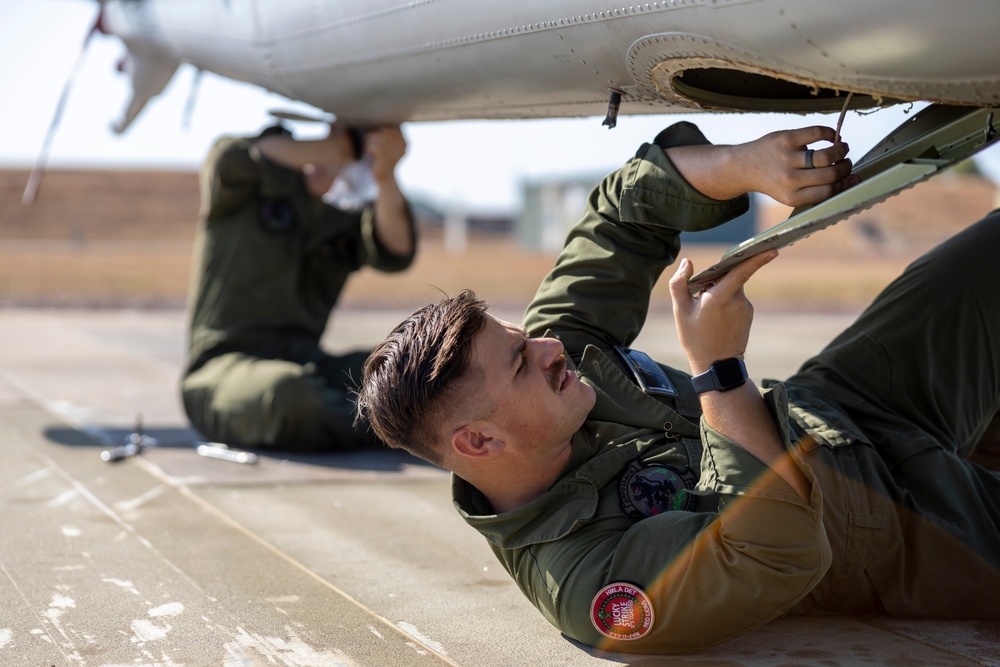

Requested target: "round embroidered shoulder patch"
[
  {"left": 618, "top": 461, "right": 695, "bottom": 518},
  {"left": 590, "top": 582, "right": 654, "bottom": 641},
  {"left": 259, "top": 198, "right": 296, "bottom": 233}
]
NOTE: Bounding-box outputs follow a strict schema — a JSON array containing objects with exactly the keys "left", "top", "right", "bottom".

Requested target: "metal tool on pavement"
[
  {"left": 100, "top": 413, "right": 158, "bottom": 462},
  {"left": 99, "top": 414, "right": 257, "bottom": 465},
  {"left": 194, "top": 441, "right": 259, "bottom": 465}
]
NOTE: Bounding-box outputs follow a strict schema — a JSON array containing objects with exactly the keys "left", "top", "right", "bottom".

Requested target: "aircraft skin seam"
[
  {"left": 777, "top": 7, "right": 850, "bottom": 72},
  {"left": 261, "top": 0, "right": 715, "bottom": 71},
  {"left": 270, "top": 0, "right": 446, "bottom": 40}
]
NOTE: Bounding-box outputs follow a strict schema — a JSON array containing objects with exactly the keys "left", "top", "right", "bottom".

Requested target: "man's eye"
[{"left": 516, "top": 354, "right": 528, "bottom": 374}]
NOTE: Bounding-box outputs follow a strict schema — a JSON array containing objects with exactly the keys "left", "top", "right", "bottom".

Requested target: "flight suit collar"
[
  {"left": 579, "top": 345, "right": 699, "bottom": 438},
  {"left": 454, "top": 345, "right": 700, "bottom": 549}
]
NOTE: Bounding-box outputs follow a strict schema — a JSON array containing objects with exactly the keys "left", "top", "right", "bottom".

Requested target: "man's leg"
[
  {"left": 310, "top": 349, "right": 382, "bottom": 449},
  {"left": 788, "top": 210, "right": 1000, "bottom": 616},
  {"left": 181, "top": 351, "right": 379, "bottom": 450},
  {"left": 969, "top": 409, "right": 1000, "bottom": 471},
  {"left": 791, "top": 209, "right": 1000, "bottom": 456}
]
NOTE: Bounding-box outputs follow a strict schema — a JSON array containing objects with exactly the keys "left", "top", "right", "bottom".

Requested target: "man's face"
[{"left": 469, "top": 315, "right": 596, "bottom": 453}]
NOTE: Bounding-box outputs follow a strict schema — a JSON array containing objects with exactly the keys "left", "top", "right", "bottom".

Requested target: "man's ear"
[{"left": 451, "top": 422, "right": 504, "bottom": 460}]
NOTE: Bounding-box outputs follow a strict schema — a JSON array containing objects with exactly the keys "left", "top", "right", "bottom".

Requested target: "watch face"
[{"left": 713, "top": 358, "right": 747, "bottom": 389}]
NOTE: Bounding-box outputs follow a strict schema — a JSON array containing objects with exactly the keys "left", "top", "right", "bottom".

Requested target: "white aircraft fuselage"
[{"left": 98, "top": 0, "right": 1000, "bottom": 131}]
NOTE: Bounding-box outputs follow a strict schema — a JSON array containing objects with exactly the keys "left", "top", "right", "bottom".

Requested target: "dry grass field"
[{"left": 1, "top": 168, "right": 996, "bottom": 313}]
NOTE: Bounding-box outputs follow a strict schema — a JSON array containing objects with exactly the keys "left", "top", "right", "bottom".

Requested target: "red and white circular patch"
[{"left": 590, "top": 582, "right": 654, "bottom": 641}]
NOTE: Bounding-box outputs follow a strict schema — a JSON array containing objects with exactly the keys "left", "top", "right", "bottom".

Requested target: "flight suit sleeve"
[
  {"left": 518, "top": 385, "right": 831, "bottom": 654},
  {"left": 200, "top": 133, "right": 299, "bottom": 220},
  {"left": 523, "top": 122, "right": 749, "bottom": 359},
  {"left": 357, "top": 202, "right": 418, "bottom": 273}
]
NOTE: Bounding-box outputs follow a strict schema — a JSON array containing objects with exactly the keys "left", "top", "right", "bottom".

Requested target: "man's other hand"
[{"left": 668, "top": 250, "right": 778, "bottom": 375}]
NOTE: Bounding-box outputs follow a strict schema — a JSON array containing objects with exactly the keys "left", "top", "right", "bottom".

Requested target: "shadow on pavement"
[{"left": 42, "top": 423, "right": 441, "bottom": 473}]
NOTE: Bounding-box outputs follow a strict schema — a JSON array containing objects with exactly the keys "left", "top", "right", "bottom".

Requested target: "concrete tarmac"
[{"left": 0, "top": 307, "right": 998, "bottom": 666}]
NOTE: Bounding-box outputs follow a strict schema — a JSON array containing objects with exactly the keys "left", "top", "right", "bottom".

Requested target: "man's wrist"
[{"left": 691, "top": 357, "right": 748, "bottom": 393}]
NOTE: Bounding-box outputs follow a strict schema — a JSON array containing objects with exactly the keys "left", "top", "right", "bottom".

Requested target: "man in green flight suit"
[
  {"left": 182, "top": 121, "right": 416, "bottom": 451},
  {"left": 356, "top": 121, "right": 1000, "bottom": 654}
]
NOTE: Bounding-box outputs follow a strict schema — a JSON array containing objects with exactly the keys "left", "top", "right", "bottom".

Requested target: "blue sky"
[{"left": 3, "top": 1, "right": 998, "bottom": 212}]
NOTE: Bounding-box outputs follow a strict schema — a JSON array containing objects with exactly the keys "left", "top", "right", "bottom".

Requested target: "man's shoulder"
[{"left": 204, "top": 134, "right": 255, "bottom": 171}]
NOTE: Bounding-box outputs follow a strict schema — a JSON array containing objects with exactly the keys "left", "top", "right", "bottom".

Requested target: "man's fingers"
[
  {"left": 669, "top": 258, "right": 695, "bottom": 306},
  {"left": 803, "top": 141, "right": 849, "bottom": 171},
  {"left": 714, "top": 250, "right": 778, "bottom": 296},
  {"left": 787, "top": 155, "right": 855, "bottom": 206},
  {"left": 788, "top": 125, "right": 837, "bottom": 151},
  {"left": 366, "top": 128, "right": 407, "bottom": 159},
  {"left": 671, "top": 251, "right": 776, "bottom": 305}
]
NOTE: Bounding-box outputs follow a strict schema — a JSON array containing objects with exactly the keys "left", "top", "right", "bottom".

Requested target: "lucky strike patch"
[{"left": 590, "top": 582, "right": 654, "bottom": 641}]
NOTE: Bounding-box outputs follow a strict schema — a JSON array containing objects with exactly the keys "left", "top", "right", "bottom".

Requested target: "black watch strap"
[{"left": 690, "top": 358, "right": 748, "bottom": 394}]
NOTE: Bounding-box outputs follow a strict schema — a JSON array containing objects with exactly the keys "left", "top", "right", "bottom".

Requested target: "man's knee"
[
  {"left": 181, "top": 363, "right": 325, "bottom": 448},
  {"left": 266, "top": 374, "right": 374, "bottom": 450},
  {"left": 182, "top": 355, "right": 374, "bottom": 450},
  {"left": 970, "top": 409, "right": 1000, "bottom": 471},
  {"left": 268, "top": 372, "right": 326, "bottom": 419}
]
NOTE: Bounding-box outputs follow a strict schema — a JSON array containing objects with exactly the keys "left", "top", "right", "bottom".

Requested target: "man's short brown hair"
[{"left": 356, "top": 290, "right": 489, "bottom": 465}]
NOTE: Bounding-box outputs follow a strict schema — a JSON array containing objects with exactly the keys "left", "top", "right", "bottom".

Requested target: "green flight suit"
[
  {"left": 453, "top": 122, "right": 1000, "bottom": 654},
  {"left": 181, "top": 127, "right": 416, "bottom": 450}
]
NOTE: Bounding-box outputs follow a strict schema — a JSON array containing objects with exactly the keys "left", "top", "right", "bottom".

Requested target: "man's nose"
[{"left": 531, "top": 337, "right": 565, "bottom": 367}]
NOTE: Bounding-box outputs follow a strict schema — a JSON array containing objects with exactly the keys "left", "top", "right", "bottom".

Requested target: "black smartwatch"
[{"left": 690, "top": 357, "right": 748, "bottom": 394}]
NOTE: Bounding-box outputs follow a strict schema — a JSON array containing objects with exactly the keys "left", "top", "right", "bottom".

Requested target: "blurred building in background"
[{"left": 517, "top": 173, "right": 757, "bottom": 252}]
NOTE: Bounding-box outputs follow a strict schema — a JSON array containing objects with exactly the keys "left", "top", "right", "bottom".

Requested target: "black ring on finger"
[{"left": 804, "top": 149, "right": 815, "bottom": 170}]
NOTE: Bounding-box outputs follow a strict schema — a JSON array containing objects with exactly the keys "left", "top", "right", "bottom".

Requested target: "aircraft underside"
[
  {"left": 98, "top": 0, "right": 1000, "bottom": 127},
  {"left": 30, "top": 1, "right": 1000, "bottom": 248}
]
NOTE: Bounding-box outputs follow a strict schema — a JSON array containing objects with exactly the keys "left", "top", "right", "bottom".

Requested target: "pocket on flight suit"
[{"left": 764, "top": 380, "right": 891, "bottom": 612}]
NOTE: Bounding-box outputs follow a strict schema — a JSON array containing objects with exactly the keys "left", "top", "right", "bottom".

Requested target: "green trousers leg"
[
  {"left": 181, "top": 349, "right": 379, "bottom": 451},
  {"left": 791, "top": 209, "right": 1000, "bottom": 457},
  {"left": 789, "top": 210, "right": 1000, "bottom": 616}
]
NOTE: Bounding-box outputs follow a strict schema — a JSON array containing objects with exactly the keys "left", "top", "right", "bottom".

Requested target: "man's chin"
[{"left": 578, "top": 381, "right": 597, "bottom": 411}]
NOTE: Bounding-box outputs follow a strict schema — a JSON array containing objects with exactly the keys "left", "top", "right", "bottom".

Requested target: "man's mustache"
[{"left": 549, "top": 354, "right": 567, "bottom": 391}]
